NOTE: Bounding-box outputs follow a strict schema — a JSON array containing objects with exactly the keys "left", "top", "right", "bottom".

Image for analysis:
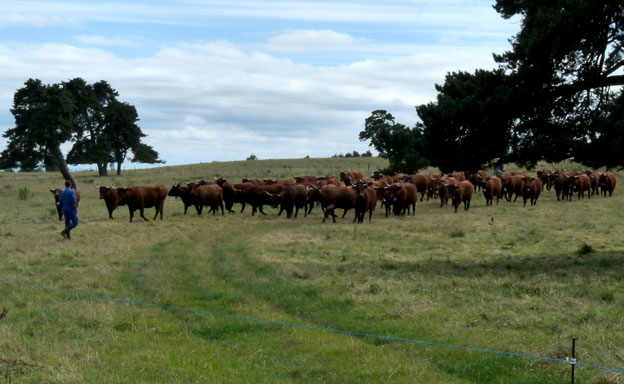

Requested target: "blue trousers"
[{"left": 64, "top": 209, "right": 79, "bottom": 230}]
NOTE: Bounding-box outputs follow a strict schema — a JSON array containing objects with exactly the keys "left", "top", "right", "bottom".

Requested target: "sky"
[{"left": 0, "top": 0, "right": 521, "bottom": 167}]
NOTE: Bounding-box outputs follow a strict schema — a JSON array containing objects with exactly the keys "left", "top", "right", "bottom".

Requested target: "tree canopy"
[
  {"left": 1, "top": 78, "right": 162, "bottom": 178},
  {"left": 360, "top": 1, "right": 624, "bottom": 172},
  {"left": 359, "top": 110, "right": 428, "bottom": 174}
]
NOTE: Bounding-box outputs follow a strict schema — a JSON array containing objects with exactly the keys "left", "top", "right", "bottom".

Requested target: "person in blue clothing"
[{"left": 59, "top": 180, "right": 79, "bottom": 240}]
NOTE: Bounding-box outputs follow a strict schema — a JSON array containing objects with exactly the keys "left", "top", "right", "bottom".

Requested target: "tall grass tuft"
[
  {"left": 18, "top": 186, "right": 33, "bottom": 200},
  {"left": 577, "top": 242, "right": 595, "bottom": 256}
]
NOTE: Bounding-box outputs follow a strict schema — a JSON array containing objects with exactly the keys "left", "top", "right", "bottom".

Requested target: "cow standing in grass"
[
  {"left": 483, "top": 176, "right": 502, "bottom": 206},
  {"left": 522, "top": 177, "right": 542, "bottom": 206},
  {"left": 116, "top": 185, "right": 168, "bottom": 222}
]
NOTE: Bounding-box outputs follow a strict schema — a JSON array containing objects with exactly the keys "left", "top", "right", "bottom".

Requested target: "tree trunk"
[
  {"left": 55, "top": 144, "right": 79, "bottom": 191},
  {"left": 97, "top": 162, "right": 108, "bottom": 176},
  {"left": 117, "top": 162, "right": 122, "bottom": 176}
]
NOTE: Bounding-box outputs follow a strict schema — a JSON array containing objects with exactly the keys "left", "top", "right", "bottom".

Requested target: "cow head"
[{"left": 50, "top": 187, "right": 63, "bottom": 221}]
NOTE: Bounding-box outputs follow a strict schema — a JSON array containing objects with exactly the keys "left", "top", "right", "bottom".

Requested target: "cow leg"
[
  {"left": 294, "top": 206, "right": 299, "bottom": 218},
  {"left": 240, "top": 203, "right": 246, "bottom": 213},
  {"left": 139, "top": 207, "right": 148, "bottom": 221},
  {"left": 341, "top": 209, "right": 348, "bottom": 218},
  {"left": 128, "top": 208, "right": 134, "bottom": 223},
  {"left": 219, "top": 200, "right": 225, "bottom": 215},
  {"left": 277, "top": 207, "right": 284, "bottom": 217}
]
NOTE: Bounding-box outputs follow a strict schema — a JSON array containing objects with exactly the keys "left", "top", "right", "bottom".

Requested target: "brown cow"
[
  {"left": 318, "top": 186, "right": 358, "bottom": 223},
  {"left": 97, "top": 186, "right": 126, "bottom": 219},
  {"left": 407, "top": 174, "right": 430, "bottom": 201},
  {"left": 339, "top": 171, "right": 363, "bottom": 185},
  {"left": 502, "top": 175, "right": 523, "bottom": 202},
  {"left": 553, "top": 171, "right": 573, "bottom": 201},
  {"left": 266, "top": 184, "right": 308, "bottom": 218},
  {"left": 294, "top": 175, "right": 317, "bottom": 184},
  {"left": 50, "top": 187, "right": 80, "bottom": 221},
  {"left": 466, "top": 171, "right": 486, "bottom": 191},
  {"left": 191, "top": 184, "right": 224, "bottom": 215},
  {"left": 522, "top": 177, "right": 542, "bottom": 206},
  {"left": 168, "top": 183, "right": 200, "bottom": 214},
  {"left": 387, "top": 183, "right": 418, "bottom": 216},
  {"left": 483, "top": 176, "right": 502, "bottom": 206},
  {"left": 572, "top": 174, "right": 591, "bottom": 200},
  {"left": 452, "top": 181, "right": 474, "bottom": 212},
  {"left": 116, "top": 185, "right": 168, "bottom": 222},
  {"left": 599, "top": 173, "right": 617, "bottom": 197},
  {"left": 352, "top": 182, "right": 375, "bottom": 223},
  {"left": 438, "top": 177, "right": 459, "bottom": 208},
  {"left": 235, "top": 184, "right": 284, "bottom": 216},
  {"left": 584, "top": 171, "right": 601, "bottom": 196}
]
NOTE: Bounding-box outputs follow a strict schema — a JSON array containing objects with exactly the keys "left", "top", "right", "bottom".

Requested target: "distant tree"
[
  {"left": 246, "top": 153, "right": 258, "bottom": 160},
  {"left": 0, "top": 79, "right": 78, "bottom": 188},
  {"left": 417, "top": 69, "right": 513, "bottom": 173},
  {"left": 359, "top": 110, "right": 428, "bottom": 174},
  {"left": 362, "top": 150, "right": 373, "bottom": 157}
]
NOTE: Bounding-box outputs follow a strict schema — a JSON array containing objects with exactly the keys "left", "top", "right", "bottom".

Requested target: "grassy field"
[{"left": 0, "top": 157, "right": 623, "bottom": 383}]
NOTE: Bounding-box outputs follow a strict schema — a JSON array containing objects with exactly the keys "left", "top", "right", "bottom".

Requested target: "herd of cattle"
[{"left": 49, "top": 169, "right": 618, "bottom": 224}]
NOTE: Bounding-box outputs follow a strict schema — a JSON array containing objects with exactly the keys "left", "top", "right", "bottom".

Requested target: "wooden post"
[{"left": 571, "top": 337, "right": 576, "bottom": 384}]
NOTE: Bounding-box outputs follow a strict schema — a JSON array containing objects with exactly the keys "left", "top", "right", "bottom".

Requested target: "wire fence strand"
[{"left": 1, "top": 277, "right": 623, "bottom": 375}]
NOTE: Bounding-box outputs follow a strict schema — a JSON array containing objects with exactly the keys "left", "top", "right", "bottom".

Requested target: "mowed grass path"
[{"left": 0, "top": 158, "right": 623, "bottom": 383}]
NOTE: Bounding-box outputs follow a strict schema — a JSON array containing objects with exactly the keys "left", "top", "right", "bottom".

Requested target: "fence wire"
[{"left": 1, "top": 277, "right": 622, "bottom": 375}]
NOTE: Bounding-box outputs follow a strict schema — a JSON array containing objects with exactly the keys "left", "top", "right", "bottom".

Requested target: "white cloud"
[
  {"left": 0, "top": 38, "right": 504, "bottom": 164},
  {"left": 0, "top": 13, "right": 77, "bottom": 28},
  {"left": 75, "top": 35, "right": 143, "bottom": 47},
  {"left": 268, "top": 30, "right": 358, "bottom": 52}
]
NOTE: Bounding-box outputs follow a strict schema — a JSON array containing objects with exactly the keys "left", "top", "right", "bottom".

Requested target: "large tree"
[
  {"left": 64, "top": 78, "right": 118, "bottom": 176},
  {"left": 417, "top": 69, "right": 513, "bottom": 173},
  {"left": 0, "top": 79, "right": 78, "bottom": 188},
  {"left": 1, "top": 78, "right": 162, "bottom": 178},
  {"left": 494, "top": 0, "right": 624, "bottom": 166}
]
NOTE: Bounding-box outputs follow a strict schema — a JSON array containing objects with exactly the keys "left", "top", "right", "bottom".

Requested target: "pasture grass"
[{"left": 0, "top": 157, "right": 623, "bottom": 383}]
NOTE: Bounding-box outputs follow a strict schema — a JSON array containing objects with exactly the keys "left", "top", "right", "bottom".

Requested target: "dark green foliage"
[
  {"left": 417, "top": 69, "right": 513, "bottom": 173},
  {"left": 494, "top": 0, "right": 624, "bottom": 168},
  {"left": 359, "top": 110, "right": 428, "bottom": 174},
  {"left": 246, "top": 153, "right": 258, "bottom": 161},
  {"left": 1, "top": 79, "right": 75, "bottom": 172},
  {"left": 576, "top": 92, "right": 624, "bottom": 170}
]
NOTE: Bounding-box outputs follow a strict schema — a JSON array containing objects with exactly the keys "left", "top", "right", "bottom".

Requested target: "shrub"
[
  {"left": 246, "top": 154, "right": 258, "bottom": 161},
  {"left": 577, "top": 242, "right": 595, "bottom": 256},
  {"left": 18, "top": 186, "right": 33, "bottom": 200}
]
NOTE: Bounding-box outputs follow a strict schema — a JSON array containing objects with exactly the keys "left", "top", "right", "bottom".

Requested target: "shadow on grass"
[{"left": 374, "top": 250, "right": 624, "bottom": 280}]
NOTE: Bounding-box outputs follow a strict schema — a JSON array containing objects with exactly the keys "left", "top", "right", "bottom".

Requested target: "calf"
[
  {"left": 482, "top": 176, "right": 502, "bottom": 206},
  {"left": 51, "top": 187, "right": 80, "bottom": 221},
  {"left": 522, "top": 177, "right": 542, "bottom": 206},
  {"left": 452, "top": 181, "right": 474, "bottom": 212}
]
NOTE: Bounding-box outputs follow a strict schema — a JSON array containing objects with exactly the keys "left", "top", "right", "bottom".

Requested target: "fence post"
[{"left": 571, "top": 337, "right": 576, "bottom": 384}]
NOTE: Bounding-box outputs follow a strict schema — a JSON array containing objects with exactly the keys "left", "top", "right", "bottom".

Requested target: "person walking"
[{"left": 59, "top": 180, "right": 79, "bottom": 240}]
